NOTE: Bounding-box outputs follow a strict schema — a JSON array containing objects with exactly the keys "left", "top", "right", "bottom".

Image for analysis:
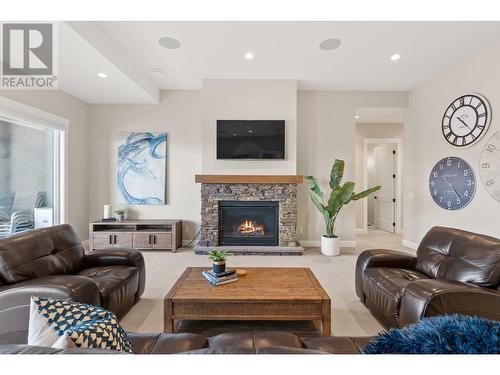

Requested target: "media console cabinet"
[{"left": 89, "top": 219, "right": 182, "bottom": 252}]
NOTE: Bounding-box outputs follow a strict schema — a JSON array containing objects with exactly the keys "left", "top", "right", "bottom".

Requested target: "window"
[{"left": 0, "top": 97, "right": 67, "bottom": 237}]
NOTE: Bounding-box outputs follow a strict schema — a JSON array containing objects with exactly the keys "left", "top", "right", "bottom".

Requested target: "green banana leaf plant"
[{"left": 305, "top": 159, "right": 381, "bottom": 238}]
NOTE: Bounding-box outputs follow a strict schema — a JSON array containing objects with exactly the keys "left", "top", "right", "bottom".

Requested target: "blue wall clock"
[{"left": 429, "top": 157, "right": 476, "bottom": 210}]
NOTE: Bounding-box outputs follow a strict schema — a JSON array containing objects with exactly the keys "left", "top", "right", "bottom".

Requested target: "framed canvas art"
[{"left": 117, "top": 132, "right": 167, "bottom": 205}]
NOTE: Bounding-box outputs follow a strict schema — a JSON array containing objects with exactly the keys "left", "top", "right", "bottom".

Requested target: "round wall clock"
[
  {"left": 479, "top": 130, "right": 500, "bottom": 202},
  {"left": 441, "top": 93, "right": 491, "bottom": 147},
  {"left": 429, "top": 156, "right": 476, "bottom": 210}
]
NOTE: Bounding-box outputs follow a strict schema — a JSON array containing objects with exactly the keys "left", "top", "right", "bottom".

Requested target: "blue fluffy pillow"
[{"left": 363, "top": 315, "right": 500, "bottom": 354}]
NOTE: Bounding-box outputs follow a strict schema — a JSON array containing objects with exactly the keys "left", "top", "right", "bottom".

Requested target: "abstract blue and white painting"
[{"left": 117, "top": 132, "right": 167, "bottom": 205}]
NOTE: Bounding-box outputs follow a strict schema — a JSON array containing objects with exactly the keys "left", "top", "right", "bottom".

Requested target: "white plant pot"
[{"left": 321, "top": 235, "right": 340, "bottom": 256}]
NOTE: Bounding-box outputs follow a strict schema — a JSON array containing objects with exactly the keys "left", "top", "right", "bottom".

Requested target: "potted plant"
[
  {"left": 208, "top": 250, "right": 231, "bottom": 274},
  {"left": 305, "top": 159, "right": 380, "bottom": 256},
  {"left": 114, "top": 208, "right": 127, "bottom": 222}
]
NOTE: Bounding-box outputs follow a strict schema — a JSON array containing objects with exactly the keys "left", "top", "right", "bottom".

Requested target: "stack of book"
[{"left": 202, "top": 269, "right": 238, "bottom": 286}]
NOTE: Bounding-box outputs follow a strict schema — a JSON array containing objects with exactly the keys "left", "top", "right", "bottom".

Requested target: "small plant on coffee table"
[{"left": 208, "top": 250, "right": 232, "bottom": 274}]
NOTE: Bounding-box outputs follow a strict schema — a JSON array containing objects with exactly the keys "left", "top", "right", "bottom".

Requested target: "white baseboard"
[
  {"left": 299, "top": 240, "right": 356, "bottom": 248},
  {"left": 355, "top": 228, "right": 367, "bottom": 234},
  {"left": 341, "top": 240, "right": 356, "bottom": 248},
  {"left": 299, "top": 240, "right": 318, "bottom": 247},
  {"left": 402, "top": 239, "right": 418, "bottom": 251}
]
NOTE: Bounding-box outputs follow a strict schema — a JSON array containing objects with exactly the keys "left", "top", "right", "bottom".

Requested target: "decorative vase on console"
[
  {"left": 103, "top": 204, "right": 113, "bottom": 219},
  {"left": 114, "top": 208, "right": 127, "bottom": 222}
]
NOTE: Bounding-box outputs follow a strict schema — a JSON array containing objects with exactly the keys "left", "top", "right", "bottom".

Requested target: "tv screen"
[{"left": 217, "top": 120, "right": 285, "bottom": 159}]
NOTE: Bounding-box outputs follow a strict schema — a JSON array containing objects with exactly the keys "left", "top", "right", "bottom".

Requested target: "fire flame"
[{"left": 237, "top": 219, "right": 265, "bottom": 235}]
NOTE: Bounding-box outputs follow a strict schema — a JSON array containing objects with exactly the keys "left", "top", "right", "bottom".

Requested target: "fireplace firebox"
[{"left": 218, "top": 201, "right": 279, "bottom": 246}]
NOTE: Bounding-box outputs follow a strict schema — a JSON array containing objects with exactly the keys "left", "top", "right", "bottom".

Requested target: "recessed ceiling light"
[
  {"left": 319, "top": 38, "right": 342, "bottom": 51},
  {"left": 244, "top": 52, "right": 254, "bottom": 60},
  {"left": 390, "top": 53, "right": 401, "bottom": 61},
  {"left": 355, "top": 115, "right": 360, "bottom": 119},
  {"left": 97, "top": 72, "right": 107, "bottom": 78},
  {"left": 248, "top": 130, "right": 253, "bottom": 133},
  {"left": 159, "top": 37, "right": 181, "bottom": 50}
]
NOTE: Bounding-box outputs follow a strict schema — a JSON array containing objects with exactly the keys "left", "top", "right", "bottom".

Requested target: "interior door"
[{"left": 374, "top": 144, "right": 396, "bottom": 233}]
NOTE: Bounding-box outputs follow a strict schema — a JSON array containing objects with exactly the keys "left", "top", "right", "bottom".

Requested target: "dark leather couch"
[
  {"left": 356, "top": 226, "right": 500, "bottom": 329},
  {"left": 0, "top": 224, "right": 145, "bottom": 344},
  {"left": 0, "top": 331, "right": 372, "bottom": 354}
]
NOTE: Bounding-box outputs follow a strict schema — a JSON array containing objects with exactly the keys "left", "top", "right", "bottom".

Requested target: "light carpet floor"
[{"left": 120, "top": 230, "right": 412, "bottom": 337}]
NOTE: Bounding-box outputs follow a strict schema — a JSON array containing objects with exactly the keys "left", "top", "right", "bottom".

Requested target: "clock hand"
[
  {"left": 441, "top": 176, "right": 460, "bottom": 199},
  {"left": 457, "top": 116, "right": 472, "bottom": 130}
]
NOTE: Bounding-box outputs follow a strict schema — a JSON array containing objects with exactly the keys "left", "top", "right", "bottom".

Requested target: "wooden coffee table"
[{"left": 164, "top": 267, "right": 331, "bottom": 336}]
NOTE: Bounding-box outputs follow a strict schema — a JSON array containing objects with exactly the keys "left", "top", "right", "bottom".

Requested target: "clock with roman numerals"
[
  {"left": 479, "top": 130, "right": 500, "bottom": 202},
  {"left": 441, "top": 93, "right": 491, "bottom": 147}
]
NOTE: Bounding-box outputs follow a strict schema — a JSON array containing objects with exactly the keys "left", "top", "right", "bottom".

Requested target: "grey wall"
[
  {"left": 88, "top": 88, "right": 408, "bottom": 246},
  {"left": 88, "top": 90, "right": 202, "bottom": 242},
  {"left": 405, "top": 40, "right": 500, "bottom": 245},
  {"left": 1, "top": 86, "right": 408, "bottom": 245},
  {"left": 202, "top": 79, "right": 297, "bottom": 175}
]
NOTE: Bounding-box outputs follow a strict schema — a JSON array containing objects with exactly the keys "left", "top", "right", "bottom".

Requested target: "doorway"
[
  {"left": 362, "top": 138, "right": 402, "bottom": 233},
  {"left": 354, "top": 113, "right": 405, "bottom": 235},
  {"left": 366, "top": 141, "right": 399, "bottom": 232}
]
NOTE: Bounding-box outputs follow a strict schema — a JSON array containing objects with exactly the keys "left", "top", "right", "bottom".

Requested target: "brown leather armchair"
[
  {"left": 0, "top": 224, "right": 145, "bottom": 344},
  {"left": 356, "top": 226, "right": 500, "bottom": 329}
]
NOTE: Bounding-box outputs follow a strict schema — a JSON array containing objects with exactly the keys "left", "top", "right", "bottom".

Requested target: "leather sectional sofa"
[
  {"left": 356, "top": 226, "right": 500, "bottom": 329},
  {"left": 0, "top": 331, "right": 372, "bottom": 354},
  {"left": 0, "top": 224, "right": 145, "bottom": 344}
]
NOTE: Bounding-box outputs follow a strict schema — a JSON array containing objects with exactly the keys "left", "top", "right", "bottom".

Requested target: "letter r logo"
[{"left": 2, "top": 23, "right": 53, "bottom": 75}]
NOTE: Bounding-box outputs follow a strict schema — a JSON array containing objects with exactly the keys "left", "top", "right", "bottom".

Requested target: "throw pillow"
[
  {"left": 28, "top": 296, "right": 133, "bottom": 353},
  {"left": 363, "top": 314, "right": 500, "bottom": 354}
]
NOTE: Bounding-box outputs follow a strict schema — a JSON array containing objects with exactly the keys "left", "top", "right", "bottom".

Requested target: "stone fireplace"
[{"left": 194, "top": 175, "right": 304, "bottom": 255}]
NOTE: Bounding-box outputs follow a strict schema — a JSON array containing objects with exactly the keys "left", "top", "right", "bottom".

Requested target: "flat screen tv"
[{"left": 217, "top": 120, "right": 285, "bottom": 159}]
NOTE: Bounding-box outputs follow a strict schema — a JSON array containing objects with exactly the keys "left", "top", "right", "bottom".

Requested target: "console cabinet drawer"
[
  {"left": 152, "top": 233, "right": 172, "bottom": 249},
  {"left": 114, "top": 233, "right": 133, "bottom": 247},
  {"left": 93, "top": 233, "right": 113, "bottom": 249},
  {"left": 132, "top": 233, "right": 154, "bottom": 249},
  {"left": 93, "top": 233, "right": 132, "bottom": 249}
]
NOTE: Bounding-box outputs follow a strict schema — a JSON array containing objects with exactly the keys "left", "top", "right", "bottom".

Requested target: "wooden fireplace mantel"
[{"left": 195, "top": 175, "right": 303, "bottom": 184}]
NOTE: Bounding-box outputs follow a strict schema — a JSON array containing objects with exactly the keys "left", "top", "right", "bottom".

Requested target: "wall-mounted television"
[{"left": 216, "top": 120, "right": 285, "bottom": 160}]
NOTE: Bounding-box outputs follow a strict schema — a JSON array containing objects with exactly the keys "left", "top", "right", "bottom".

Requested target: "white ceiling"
[
  {"left": 58, "top": 21, "right": 500, "bottom": 103},
  {"left": 59, "top": 22, "right": 159, "bottom": 103}
]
